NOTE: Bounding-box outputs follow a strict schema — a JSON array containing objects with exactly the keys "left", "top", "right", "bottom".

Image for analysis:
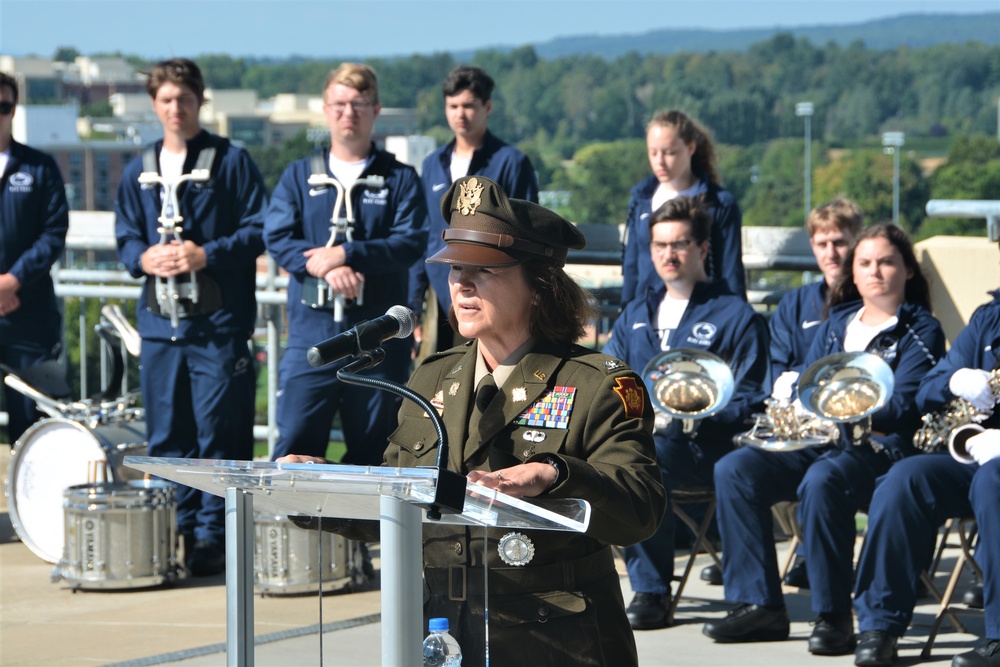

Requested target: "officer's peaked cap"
[{"left": 426, "top": 176, "right": 586, "bottom": 268}]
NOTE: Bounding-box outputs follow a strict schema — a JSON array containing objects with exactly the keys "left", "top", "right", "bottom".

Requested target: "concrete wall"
[{"left": 916, "top": 235, "right": 998, "bottom": 345}]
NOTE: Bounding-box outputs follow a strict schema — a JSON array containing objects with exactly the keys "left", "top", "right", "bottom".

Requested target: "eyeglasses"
[
  {"left": 651, "top": 239, "right": 695, "bottom": 253},
  {"left": 0, "top": 102, "right": 15, "bottom": 116},
  {"left": 325, "top": 100, "right": 373, "bottom": 115}
]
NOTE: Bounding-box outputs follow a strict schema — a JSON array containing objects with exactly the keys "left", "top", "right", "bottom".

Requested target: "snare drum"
[
  {"left": 56, "top": 480, "right": 177, "bottom": 590},
  {"left": 5, "top": 418, "right": 147, "bottom": 563},
  {"left": 254, "top": 514, "right": 364, "bottom": 596}
]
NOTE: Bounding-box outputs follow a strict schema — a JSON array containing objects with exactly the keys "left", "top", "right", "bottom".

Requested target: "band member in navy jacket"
[
  {"left": 605, "top": 195, "right": 769, "bottom": 630},
  {"left": 853, "top": 280, "right": 1000, "bottom": 666},
  {"left": 0, "top": 71, "right": 69, "bottom": 443},
  {"left": 704, "top": 224, "right": 945, "bottom": 658},
  {"left": 621, "top": 110, "right": 745, "bottom": 305}
]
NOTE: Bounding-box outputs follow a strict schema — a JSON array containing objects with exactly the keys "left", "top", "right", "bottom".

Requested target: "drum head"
[{"left": 7, "top": 420, "right": 115, "bottom": 563}]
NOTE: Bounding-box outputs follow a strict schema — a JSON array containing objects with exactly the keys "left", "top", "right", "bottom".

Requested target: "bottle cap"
[{"left": 428, "top": 617, "right": 449, "bottom": 632}]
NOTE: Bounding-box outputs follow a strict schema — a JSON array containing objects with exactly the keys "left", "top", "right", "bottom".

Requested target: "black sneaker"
[
  {"left": 808, "top": 612, "right": 855, "bottom": 655},
  {"left": 626, "top": 592, "right": 669, "bottom": 630},
  {"left": 702, "top": 603, "right": 790, "bottom": 643},
  {"left": 188, "top": 540, "right": 225, "bottom": 577},
  {"left": 953, "top": 639, "right": 1000, "bottom": 667}
]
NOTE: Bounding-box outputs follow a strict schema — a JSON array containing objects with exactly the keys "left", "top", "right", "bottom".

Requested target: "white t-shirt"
[
  {"left": 0, "top": 149, "right": 10, "bottom": 180},
  {"left": 655, "top": 293, "right": 690, "bottom": 350},
  {"left": 651, "top": 179, "right": 708, "bottom": 215},
  {"left": 329, "top": 154, "right": 367, "bottom": 193},
  {"left": 450, "top": 154, "right": 472, "bottom": 183},
  {"left": 843, "top": 307, "right": 898, "bottom": 353},
  {"left": 159, "top": 148, "right": 186, "bottom": 184}
]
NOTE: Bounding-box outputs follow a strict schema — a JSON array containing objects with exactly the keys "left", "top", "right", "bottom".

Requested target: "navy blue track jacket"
[
  {"left": 115, "top": 130, "right": 267, "bottom": 341},
  {"left": 265, "top": 145, "right": 427, "bottom": 348},
  {"left": 0, "top": 140, "right": 68, "bottom": 347}
]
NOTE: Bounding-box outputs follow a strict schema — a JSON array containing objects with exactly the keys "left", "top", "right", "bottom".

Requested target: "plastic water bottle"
[{"left": 422, "top": 617, "right": 462, "bottom": 666}]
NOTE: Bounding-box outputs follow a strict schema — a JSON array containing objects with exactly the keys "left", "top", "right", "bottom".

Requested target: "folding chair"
[
  {"left": 921, "top": 517, "right": 983, "bottom": 659},
  {"left": 667, "top": 486, "right": 722, "bottom": 624}
]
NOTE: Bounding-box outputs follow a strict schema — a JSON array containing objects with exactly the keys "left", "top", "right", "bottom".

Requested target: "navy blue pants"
[
  {"left": 971, "top": 457, "right": 1000, "bottom": 639},
  {"left": 715, "top": 444, "right": 891, "bottom": 613},
  {"left": 141, "top": 336, "right": 256, "bottom": 545},
  {"left": 625, "top": 432, "right": 730, "bottom": 596},
  {"left": 271, "top": 337, "right": 410, "bottom": 465},
  {"left": 2, "top": 341, "right": 60, "bottom": 443},
  {"left": 854, "top": 453, "right": 976, "bottom": 635}
]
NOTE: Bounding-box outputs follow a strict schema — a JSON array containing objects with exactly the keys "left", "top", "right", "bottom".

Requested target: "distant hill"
[{"left": 477, "top": 12, "right": 1000, "bottom": 59}]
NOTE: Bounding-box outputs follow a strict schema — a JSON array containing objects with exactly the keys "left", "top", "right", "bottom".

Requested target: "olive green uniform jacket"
[{"left": 386, "top": 339, "right": 665, "bottom": 667}]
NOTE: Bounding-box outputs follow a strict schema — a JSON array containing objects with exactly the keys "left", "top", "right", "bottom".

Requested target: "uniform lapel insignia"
[
  {"left": 613, "top": 377, "right": 645, "bottom": 418},
  {"left": 515, "top": 386, "right": 576, "bottom": 430},
  {"left": 448, "top": 381, "right": 461, "bottom": 396},
  {"left": 512, "top": 387, "right": 527, "bottom": 402},
  {"left": 533, "top": 370, "right": 547, "bottom": 381},
  {"left": 428, "top": 390, "right": 445, "bottom": 417}
]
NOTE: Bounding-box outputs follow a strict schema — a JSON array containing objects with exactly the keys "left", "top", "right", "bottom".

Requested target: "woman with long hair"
[{"left": 621, "top": 109, "right": 745, "bottom": 304}]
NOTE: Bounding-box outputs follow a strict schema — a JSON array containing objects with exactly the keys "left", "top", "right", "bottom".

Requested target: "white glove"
[
  {"left": 965, "top": 429, "right": 1000, "bottom": 465},
  {"left": 772, "top": 371, "right": 800, "bottom": 402},
  {"left": 948, "top": 368, "right": 995, "bottom": 413}
]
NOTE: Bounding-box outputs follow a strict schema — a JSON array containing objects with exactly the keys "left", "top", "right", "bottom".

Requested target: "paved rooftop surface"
[{"left": 0, "top": 443, "right": 988, "bottom": 667}]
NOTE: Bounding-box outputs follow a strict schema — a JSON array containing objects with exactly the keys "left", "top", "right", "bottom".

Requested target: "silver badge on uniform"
[
  {"left": 522, "top": 430, "right": 546, "bottom": 443},
  {"left": 498, "top": 532, "right": 535, "bottom": 566},
  {"left": 512, "top": 387, "right": 527, "bottom": 402}
]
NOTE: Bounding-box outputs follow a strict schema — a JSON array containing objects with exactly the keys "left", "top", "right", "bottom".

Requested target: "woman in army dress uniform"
[{"left": 282, "top": 175, "right": 665, "bottom": 667}]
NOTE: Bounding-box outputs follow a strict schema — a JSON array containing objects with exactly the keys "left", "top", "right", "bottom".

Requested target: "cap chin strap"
[{"left": 442, "top": 228, "right": 567, "bottom": 264}]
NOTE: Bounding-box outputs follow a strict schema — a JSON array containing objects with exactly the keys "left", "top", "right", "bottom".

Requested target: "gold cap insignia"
[{"left": 457, "top": 177, "right": 484, "bottom": 216}]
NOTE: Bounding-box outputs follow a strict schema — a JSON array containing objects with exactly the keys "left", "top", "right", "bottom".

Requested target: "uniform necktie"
[{"left": 467, "top": 374, "right": 499, "bottom": 448}]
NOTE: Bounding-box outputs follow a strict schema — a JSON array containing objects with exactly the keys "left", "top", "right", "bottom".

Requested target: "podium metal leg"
[
  {"left": 380, "top": 496, "right": 423, "bottom": 667},
  {"left": 226, "top": 487, "right": 255, "bottom": 667}
]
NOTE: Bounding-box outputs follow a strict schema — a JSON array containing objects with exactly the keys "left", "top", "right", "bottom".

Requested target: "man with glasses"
[
  {"left": 0, "top": 71, "right": 69, "bottom": 444},
  {"left": 604, "top": 196, "right": 769, "bottom": 630},
  {"left": 264, "top": 63, "right": 427, "bottom": 464},
  {"left": 408, "top": 66, "right": 537, "bottom": 353}
]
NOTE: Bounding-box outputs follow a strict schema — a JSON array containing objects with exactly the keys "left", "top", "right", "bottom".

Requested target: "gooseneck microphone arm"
[{"left": 335, "top": 353, "right": 467, "bottom": 520}]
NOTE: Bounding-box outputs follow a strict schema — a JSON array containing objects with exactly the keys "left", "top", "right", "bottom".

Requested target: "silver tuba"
[
  {"left": 641, "top": 348, "right": 735, "bottom": 436},
  {"left": 947, "top": 423, "right": 984, "bottom": 464},
  {"left": 798, "top": 351, "right": 895, "bottom": 450}
]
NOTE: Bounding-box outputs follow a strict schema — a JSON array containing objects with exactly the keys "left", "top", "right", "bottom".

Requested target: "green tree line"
[{"left": 95, "top": 35, "right": 1000, "bottom": 232}]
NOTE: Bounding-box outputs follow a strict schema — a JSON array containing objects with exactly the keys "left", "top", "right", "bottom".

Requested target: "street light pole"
[
  {"left": 796, "top": 102, "right": 814, "bottom": 221},
  {"left": 882, "top": 132, "right": 905, "bottom": 226}
]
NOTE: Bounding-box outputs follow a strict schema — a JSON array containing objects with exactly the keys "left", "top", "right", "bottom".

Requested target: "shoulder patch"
[{"left": 612, "top": 377, "right": 645, "bottom": 418}]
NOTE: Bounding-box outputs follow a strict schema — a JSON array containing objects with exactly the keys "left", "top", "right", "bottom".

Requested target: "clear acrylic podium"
[{"left": 124, "top": 456, "right": 591, "bottom": 667}]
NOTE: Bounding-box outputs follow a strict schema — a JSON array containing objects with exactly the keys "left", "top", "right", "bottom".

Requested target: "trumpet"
[
  {"left": 641, "top": 348, "right": 735, "bottom": 436},
  {"left": 737, "top": 351, "right": 895, "bottom": 453},
  {"left": 912, "top": 369, "right": 1000, "bottom": 459}
]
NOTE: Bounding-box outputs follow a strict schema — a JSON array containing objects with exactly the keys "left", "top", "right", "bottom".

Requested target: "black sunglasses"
[{"left": 0, "top": 102, "right": 14, "bottom": 115}]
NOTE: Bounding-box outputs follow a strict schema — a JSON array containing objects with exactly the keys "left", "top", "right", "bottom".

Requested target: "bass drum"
[{"left": 5, "top": 418, "right": 147, "bottom": 563}]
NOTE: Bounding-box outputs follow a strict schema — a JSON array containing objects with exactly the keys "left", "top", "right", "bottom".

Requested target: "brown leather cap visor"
[{"left": 426, "top": 228, "right": 569, "bottom": 268}]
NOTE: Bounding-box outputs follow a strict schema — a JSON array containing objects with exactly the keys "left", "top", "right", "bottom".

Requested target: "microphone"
[{"left": 307, "top": 305, "right": 415, "bottom": 368}]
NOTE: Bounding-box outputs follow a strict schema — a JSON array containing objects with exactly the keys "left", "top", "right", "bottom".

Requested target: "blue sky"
[{"left": 1, "top": 0, "right": 997, "bottom": 59}]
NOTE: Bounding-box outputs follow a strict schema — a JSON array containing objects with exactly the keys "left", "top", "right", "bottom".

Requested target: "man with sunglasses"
[
  {"left": 0, "top": 72, "right": 70, "bottom": 444},
  {"left": 604, "top": 195, "right": 769, "bottom": 630},
  {"left": 264, "top": 63, "right": 427, "bottom": 465}
]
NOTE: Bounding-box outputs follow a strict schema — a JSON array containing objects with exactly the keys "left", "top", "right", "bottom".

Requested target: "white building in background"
[{"left": 12, "top": 103, "right": 80, "bottom": 145}]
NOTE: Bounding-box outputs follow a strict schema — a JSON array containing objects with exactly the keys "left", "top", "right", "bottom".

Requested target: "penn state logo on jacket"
[
  {"left": 869, "top": 333, "right": 899, "bottom": 364},
  {"left": 685, "top": 321, "right": 717, "bottom": 346},
  {"left": 7, "top": 172, "right": 33, "bottom": 193}
]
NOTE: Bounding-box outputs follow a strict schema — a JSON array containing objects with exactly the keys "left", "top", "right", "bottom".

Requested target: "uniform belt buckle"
[{"left": 448, "top": 564, "right": 466, "bottom": 601}]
